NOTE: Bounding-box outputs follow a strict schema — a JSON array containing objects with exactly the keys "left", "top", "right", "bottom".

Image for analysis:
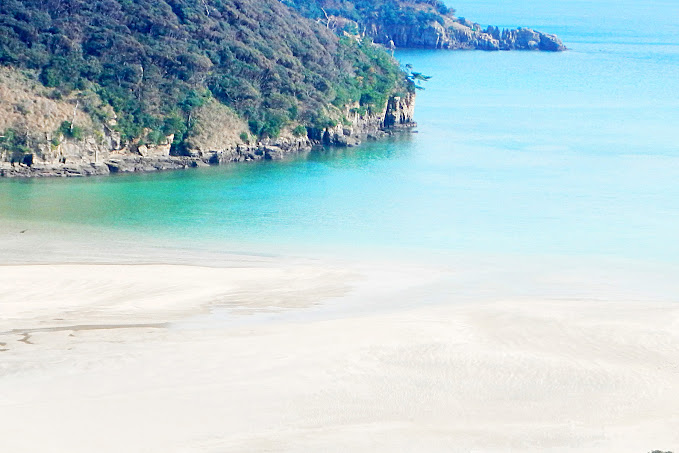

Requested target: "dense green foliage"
[
  {"left": 57, "top": 121, "right": 84, "bottom": 141},
  {"left": 0, "top": 0, "right": 409, "bottom": 150},
  {"left": 284, "top": 0, "right": 454, "bottom": 28},
  {"left": 0, "top": 128, "right": 32, "bottom": 163}
]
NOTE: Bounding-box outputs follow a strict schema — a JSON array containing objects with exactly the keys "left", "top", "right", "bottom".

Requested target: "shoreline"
[
  {"left": 0, "top": 127, "right": 415, "bottom": 178},
  {"left": 1, "top": 225, "right": 678, "bottom": 452},
  {"left": 1, "top": 90, "right": 417, "bottom": 179}
]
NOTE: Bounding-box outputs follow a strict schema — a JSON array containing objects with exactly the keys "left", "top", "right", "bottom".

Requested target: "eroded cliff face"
[
  {"left": 192, "top": 92, "right": 416, "bottom": 166},
  {"left": 0, "top": 122, "right": 185, "bottom": 177},
  {"left": 1, "top": 93, "right": 416, "bottom": 177},
  {"left": 310, "top": 92, "right": 416, "bottom": 147},
  {"left": 344, "top": 17, "right": 565, "bottom": 52},
  {"left": 384, "top": 93, "right": 416, "bottom": 129}
]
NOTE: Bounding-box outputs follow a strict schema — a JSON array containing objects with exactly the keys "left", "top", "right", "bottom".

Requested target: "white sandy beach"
[{"left": 1, "top": 251, "right": 678, "bottom": 453}]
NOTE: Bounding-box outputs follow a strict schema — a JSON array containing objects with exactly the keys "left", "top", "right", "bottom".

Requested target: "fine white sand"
[{"left": 1, "top": 256, "right": 678, "bottom": 452}]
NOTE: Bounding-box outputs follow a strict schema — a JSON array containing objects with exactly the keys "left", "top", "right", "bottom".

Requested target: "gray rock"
[
  {"left": 3, "top": 93, "right": 418, "bottom": 178},
  {"left": 365, "top": 17, "right": 566, "bottom": 52}
]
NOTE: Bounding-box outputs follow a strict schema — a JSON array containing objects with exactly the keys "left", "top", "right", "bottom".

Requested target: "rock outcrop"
[
  {"left": 309, "top": 92, "right": 416, "bottom": 148},
  {"left": 334, "top": 16, "right": 566, "bottom": 52},
  {"left": 0, "top": 93, "right": 416, "bottom": 178}
]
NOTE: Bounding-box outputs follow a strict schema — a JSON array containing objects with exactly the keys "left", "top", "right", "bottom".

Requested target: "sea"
[{"left": 1, "top": 0, "right": 679, "bottom": 274}]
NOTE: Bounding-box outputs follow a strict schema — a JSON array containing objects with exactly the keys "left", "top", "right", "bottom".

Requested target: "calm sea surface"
[{"left": 2, "top": 0, "right": 678, "bottom": 264}]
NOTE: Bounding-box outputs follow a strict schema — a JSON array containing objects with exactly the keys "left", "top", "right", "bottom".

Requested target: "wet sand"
[{"left": 1, "top": 252, "right": 678, "bottom": 452}]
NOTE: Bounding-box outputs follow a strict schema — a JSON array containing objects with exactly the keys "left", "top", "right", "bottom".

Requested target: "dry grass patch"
[
  {"left": 184, "top": 99, "right": 250, "bottom": 152},
  {"left": 0, "top": 67, "right": 95, "bottom": 137}
]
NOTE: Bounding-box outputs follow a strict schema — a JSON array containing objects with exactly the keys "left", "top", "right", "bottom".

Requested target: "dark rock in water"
[
  {"left": 536, "top": 32, "right": 567, "bottom": 52},
  {"left": 0, "top": 162, "right": 111, "bottom": 178},
  {"left": 263, "top": 146, "right": 285, "bottom": 160},
  {"left": 105, "top": 160, "right": 125, "bottom": 174}
]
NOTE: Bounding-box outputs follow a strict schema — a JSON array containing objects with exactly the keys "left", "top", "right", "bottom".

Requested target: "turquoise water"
[{"left": 2, "top": 0, "right": 679, "bottom": 263}]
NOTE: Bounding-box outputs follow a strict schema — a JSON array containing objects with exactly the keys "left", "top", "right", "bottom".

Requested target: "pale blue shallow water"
[{"left": 1, "top": 0, "right": 678, "bottom": 264}]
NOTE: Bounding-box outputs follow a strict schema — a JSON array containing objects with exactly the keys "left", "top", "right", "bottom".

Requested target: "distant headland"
[{"left": 285, "top": 0, "right": 567, "bottom": 52}]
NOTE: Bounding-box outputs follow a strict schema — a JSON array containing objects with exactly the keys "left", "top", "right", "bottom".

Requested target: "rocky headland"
[
  {"left": 369, "top": 21, "right": 566, "bottom": 52},
  {"left": 290, "top": 0, "right": 566, "bottom": 52},
  {"left": 0, "top": 0, "right": 418, "bottom": 178},
  {"left": 0, "top": 0, "right": 563, "bottom": 178}
]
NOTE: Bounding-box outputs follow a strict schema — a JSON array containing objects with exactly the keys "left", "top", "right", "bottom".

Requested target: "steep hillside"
[
  {"left": 0, "top": 0, "right": 415, "bottom": 175},
  {"left": 285, "top": 0, "right": 566, "bottom": 51}
]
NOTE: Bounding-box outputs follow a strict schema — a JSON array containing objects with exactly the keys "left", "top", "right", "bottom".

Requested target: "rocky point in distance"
[{"left": 286, "top": 0, "right": 566, "bottom": 52}]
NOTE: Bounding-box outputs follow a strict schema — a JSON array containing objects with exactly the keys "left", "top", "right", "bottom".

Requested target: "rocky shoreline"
[
  {"left": 328, "top": 13, "right": 566, "bottom": 52},
  {"left": 0, "top": 93, "right": 416, "bottom": 178},
  {"left": 373, "top": 23, "right": 566, "bottom": 52}
]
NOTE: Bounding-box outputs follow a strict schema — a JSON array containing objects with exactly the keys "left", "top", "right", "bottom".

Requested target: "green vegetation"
[
  {"left": 334, "top": 37, "right": 407, "bottom": 112},
  {"left": 57, "top": 121, "right": 84, "bottom": 141},
  {"left": 0, "top": 0, "right": 411, "bottom": 153},
  {"left": 292, "top": 125, "right": 307, "bottom": 137},
  {"left": 0, "top": 128, "right": 32, "bottom": 164},
  {"left": 283, "top": 0, "right": 454, "bottom": 28}
]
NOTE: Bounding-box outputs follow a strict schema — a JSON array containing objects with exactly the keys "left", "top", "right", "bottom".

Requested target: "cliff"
[
  {"left": 0, "top": 79, "right": 415, "bottom": 177},
  {"left": 365, "top": 20, "right": 566, "bottom": 52}
]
